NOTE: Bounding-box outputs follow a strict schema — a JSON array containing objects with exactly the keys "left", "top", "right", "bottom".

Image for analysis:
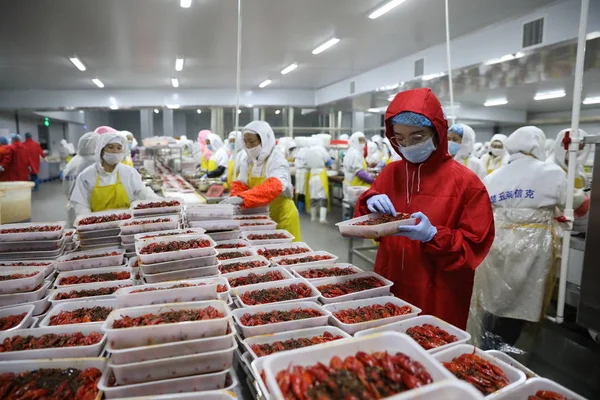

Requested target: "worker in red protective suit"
[
  {"left": 0, "top": 137, "right": 13, "bottom": 182},
  {"left": 23, "top": 132, "right": 45, "bottom": 190},
  {"left": 355, "top": 88, "right": 495, "bottom": 329},
  {"left": 5, "top": 134, "right": 33, "bottom": 181}
]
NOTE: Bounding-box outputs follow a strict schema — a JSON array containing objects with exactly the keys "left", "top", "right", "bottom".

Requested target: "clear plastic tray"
[
  {"left": 290, "top": 263, "right": 364, "bottom": 280},
  {"left": 0, "top": 304, "right": 35, "bottom": 332},
  {"left": 214, "top": 239, "right": 250, "bottom": 249},
  {"left": 387, "top": 380, "right": 485, "bottom": 400},
  {"left": 55, "top": 266, "right": 132, "bottom": 287},
  {"left": 252, "top": 242, "right": 313, "bottom": 259},
  {"left": 433, "top": 344, "right": 526, "bottom": 399},
  {"left": 0, "top": 221, "right": 65, "bottom": 242},
  {"left": 233, "top": 278, "right": 319, "bottom": 308},
  {"left": 219, "top": 255, "right": 271, "bottom": 274},
  {"left": 0, "top": 280, "right": 51, "bottom": 307},
  {"left": 323, "top": 296, "right": 421, "bottom": 335},
  {"left": 139, "top": 249, "right": 218, "bottom": 274},
  {"left": 242, "top": 229, "right": 294, "bottom": 246},
  {"left": 98, "top": 367, "right": 230, "bottom": 399},
  {"left": 235, "top": 205, "right": 269, "bottom": 215},
  {"left": 186, "top": 204, "right": 235, "bottom": 220},
  {"left": 39, "top": 298, "right": 115, "bottom": 327},
  {"left": 135, "top": 233, "right": 216, "bottom": 264},
  {"left": 110, "top": 342, "right": 237, "bottom": 385},
  {"left": 234, "top": 214, "right": 271, "bottom": 221},
  {"left": 107, "top": 320, "right": 236, "bottom": 365},
  {"left": 310, "top": 271, "right": 394, "bottom": 304},
  {"left": 189, "top": 219, "right": 240, "bottom": 231},
  {"left": 102, "top": 300, "right": 231, "bottom": 349},
  {"left": 113, "top": 391, "right": 237, "bottom": 400},
  {"left": 78, "top": 227, "right": 122, "bottom": 240},
  {"left": 0, "top": 247, "right": 64, "bottom": 260},
  {"left": 75, "top": 209, "right": 133, "bottom": 231},
  {"left": 336, "top": 212, "right": 417, "bottom": 239},
  {"left": 263, "top": 331, "right": 455, "bottom": 399},
  {"left": 0, "top": 324, "right": 106, "bottom": 360},
  {"left": 231, "top": 301, "right": 330, "bottom": 338},
  {"left": 49, "top": 280, "right": 132, "bottom": 304},
  {"left": 272, "top": 251, "right": 338, "bottom": 269},
  {"left": 0, "top": 232, "right": 66, "bottom": 252},
  {"left": 123, "top": 243, "right": 136, "bottom": 252},
  {"left": 485, "top": 350, "right": 538, "bottom": 379},
  {"left": 206, "top": 229, "right": 242, "bottom": 241},
  {"left": 120, "top": 215, "right": 180, "bottom": 235},
  {"left": 133, "top": 228, "right": 206, "bottom": 243},
  {"left": 80, "top": 236, "right": 122, "bottom": 250},
  {"left": 250, "top": 354, "right": 273, "bottom": 399},
  {"left": 65, "top": 241, "right": 79, "bottom": 252},
  {"left": 224, "top": 266, "right": 293, "bottom": 288},
  {"left": 493, "top": 377, "right": 586, "bottom": 400},
  {"left": 114, "top": 279, "right": 220, "bottom": 308},
  {"left": 242, "top": 325, "right": 352, "bottom": 360},
  {"left": 356, "top": 314, "right": 470, "bottom": 353},
  {"left": 141, "top": 264, "right": 221, "bottom": 283},
  {"left": 1, "top": 292, "right": 51, "bottom": 316},
  {"left": 56, "top": 248, "right": 125, "bottom": 271},
  {"left": 65, "top": 229, "right": 76, "bottom": 242},
  {"left": 239, "top": 221, "right": 277, "bottom": 232},
  {"left": 120, "top": 232, "right": 136, "bottom": 245},
  {"left": 0, "top": 266, "right": 45, "bottom": 294},
  {"left": 216, "top": 247, "right": 257, "bottom": 261},
  {"left": 131, "top": 198, "right": 183, "bottom": 216}
]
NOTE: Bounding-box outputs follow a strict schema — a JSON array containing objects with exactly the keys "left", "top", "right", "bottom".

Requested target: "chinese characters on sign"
[{"left": 490, "top": 189, "right": 535, "bottom": 204}]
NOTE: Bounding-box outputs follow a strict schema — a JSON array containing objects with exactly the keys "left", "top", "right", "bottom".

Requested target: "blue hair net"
[
  {"left": 10, "top": 134, "right": 22, "bottom": 142},
  {"left": 391, "top": 112, "right": 433, "bottom": 128},
  {"left": 25, "top": 132, "right": 33, "bottom": 139},
  {"left": 449, "top": 124, "right": 464, "bottom": 137},
  {"left": 0, "top": 137, "right": 8, "bottom": 145}
]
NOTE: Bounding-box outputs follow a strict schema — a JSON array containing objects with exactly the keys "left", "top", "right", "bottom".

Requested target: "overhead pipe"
[
  {"left": 234, "top": 0, "right": 242, "bottom": 130},
  {"left": 444, "top": 0, "right": 456, "bottom": 126}
]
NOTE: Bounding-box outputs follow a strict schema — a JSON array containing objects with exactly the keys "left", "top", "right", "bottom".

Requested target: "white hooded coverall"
[
  {"left": 453, "top": 124, "right": 486, "bottom": 180},
  {"left": 480, "top": 134, "right": 510, "bottom": 175},
  {"left": 305, "top": 139, "right": 331, "bottom": 223}
]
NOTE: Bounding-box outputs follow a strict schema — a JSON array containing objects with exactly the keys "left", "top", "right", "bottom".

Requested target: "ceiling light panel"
[
  {"left": 534, "top": 90, "right": 566, "bottom": 101},
  {"left": 171, "top": 78, "right": 179, "bottom": 88},
  {"left": 69, "top": 57, "right": 86, "bottom": 71},
  {"left": 197, "top": 109, "right": 202, "bottom": 114},
  {"left": 92, "top": 78, "right": 104, "bottom": 88},
  {"left": 259, "top": 79, "right": 272, "bottom": 88},
  {"left": 175, "top": 58, "right": 184, "bottom": 71},
  {"left": 180, "top": 0, "right": 192, "bottom": 8},
  {"left": 484, "top": 98, "right": 508, "bottom": 107},
  {"left": 281, "top": 63, "right": 298, "bottom": 75},
  {"left": 312, "top": 38, "right": 340, "bottom": 55},
  {"left": 583, "top": 97, "right": 600, "bottom": 105},
  {"left": 369, "top": 0, "right": 408, "bottom": 20},
  {"left": 154, "top": 109, "right": 160, "bottom": 114}
]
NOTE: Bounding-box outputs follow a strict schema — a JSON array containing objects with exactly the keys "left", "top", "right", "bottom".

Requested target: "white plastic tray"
[
  {"left": 39, "top": 298, "right": 115, "bottom": 327},
  {"left": 234, "top": 214, "right": 271, "bottom": 221},
  {"left": 56, "top": 248, "right": 125, "bottom": 271},
  {"left": 485, "top": 350, "right": 538, "bottom": 379},
  {"left": 232, "top": 301, "right": 330, "bottom": 338},
  {"left": 139, "top": 248, "right": 218, "bottom": 274},
  {"left": 0, "top": 221, "right": 65, "bottom": 242},
  {"left": 433, "top": 344, "right": 526, "bottom": 399},
  {"left": 0, "top": 304, "right": 35, "bottom": 332},
  {"left": 78, "top": 226, "right": 122, "bottom": 240},
  {"left": 493, "top": 377, "right": 586, "bottom": 400},
  {"left": 55, "top": 266, "right": 132, "bottom": 287},
  {"left": 323, "top": 295, "right": 421, "bottom": 335},
  {"left": 216, "top": 247, "right": 257, "bottom": 261},
  {"left": 135, "top": 233, "right": 216, "bottom": 264},
  {"left": 186, "top": 204, "right": 235, "bottom": 220},
  {"left": 219, "top": 255, "right": 270, "bottom": 274},
  {"left": 263, "top": 331, "right": 455, "bottom": 399},
  {"left": 131, "top": 198, "right": 183, "bottom": 216},
  {"left": 102, "top": 300, "right": 231, "bottom": 349},
  {"left": 310, "top": 271, "right": 394, "bottom": 304},
  {"left": 0, "top": 266, "right": 45, "bottom": 294},
  {"left": 0, "top": 246, "right": 64, "bottom": 260},
  {"left": 235, "top": 205, "right": 269, "bottom": 215},
  {"left": 112, "top": 391, "right": 237, "bottom": 400},
  {"left": 133, "top": 228, "right": 205, "bottom": 243},
  {"left": 239, "top": 220, "right": 277, "bottom": 231},
  {"left": 141, "top": 264, "right": 221, "bottom": 283},
  {"left": 114, "top": 280, "right": 220, "bottom": 308},
  {"left": 252, "top": 242, "right": 313, "bottom": 259},
  {"left": 1, "top": 292, "right": 51, "bottom": 316},
  {"left": 250, "top": 354, "right": 273, "bottom": 399},
  {"left": 120, "top": 215, "right": 180, "bottom": 235},
  {"left": 242, "top": 229, "right": 294, "bottom": 246},
  {"left": 243, "top": 325, "right": 351, "bottom": 360},
  {"left": 0, "top": 324, "right": 106, "bottom": 360},
  {"left": 225, "top": 266, "right": 293, "bottom": 288},
  {"left": 0, "top": 232, "right": 66, "bottom": 252},
  {"left": 234, "top": 278, "right": 319, "bottom": 308},
  {"left": 272, "top": 251, "right": 338, "bottom": 269},
  {"left": 356, "top": 314, "right": 470, "bottom": 354},
  {"left": 49, "top": 280, "right": 132, "bottom": 304},
  {"left": 214, "top": 239, "right": 250, "bottom": 249},
  {"left": 0, "top": 280, "right": 51, "bottom": 307},
  {"left": 336, "top": 212, "right": 417, "bottom": 239},
  {"left": 98, "top": 367, "right": 229, "bottom": 399},
  {"left": 79, "top": 234, "right": 121, "bottom": 246},
  {"left": 291, "top": 263, "right": 364, "bottom": 280},
  {"left": 110, "top": 342, "right": 237, "bottom": 385},
  {"left": 206, "top": 229, "right": 242, "bottom": 241},
  {"left": 75, "top": 209, "right": 133, "bottom": 231},
  {"left": 189, "top": 219, "right": 240, "bottom": 231},
  {"left": 387, "top": 380, "right": 485, "bottom": 400}
]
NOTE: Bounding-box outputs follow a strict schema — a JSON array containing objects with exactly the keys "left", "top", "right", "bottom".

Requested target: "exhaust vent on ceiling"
[
  {"left": 349, "top": 80, "right": 356, "bottom": 94},
  {"left": 414, "top": 58, "right": 425, "bottom": 78},
  {"left": 522, "top": 17, "right": 544, "bottom": 48}
]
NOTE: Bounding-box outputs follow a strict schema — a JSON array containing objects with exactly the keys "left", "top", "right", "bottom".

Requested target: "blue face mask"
[
  {"left": 207, "top": 144, "right": 214, "bottom": 152},
  {"left": 229, "top": 142, "right": 235, "bottom": 150},
  {"left": 448, "top": 141, "right": 460, "bottom": 156},
  {"left": 399, "top": 138, "right": 436, "bottom": 163}
]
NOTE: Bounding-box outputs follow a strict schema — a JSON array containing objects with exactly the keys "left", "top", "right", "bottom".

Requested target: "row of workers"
[{"left": 0, "top": 133, "right": 45, "bottom": 189}]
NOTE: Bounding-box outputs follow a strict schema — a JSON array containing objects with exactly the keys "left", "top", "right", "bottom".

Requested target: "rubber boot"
[
  {"left": 319, "top": 207, "right": 327, "bottom": 224},
  {"left": 310, "top": 206, "right": 318, "bottom": 222}
]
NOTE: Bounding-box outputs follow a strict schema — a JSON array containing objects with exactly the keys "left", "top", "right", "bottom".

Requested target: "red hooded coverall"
[
  {"left": 5, "top": 141, "right": 32, "bottom": 181},
  {"left": 355, "top": 88, "right": 495, "bottom": 329},
  {"left": 23, "top": 138, "right": 45, "bottom": 175}
]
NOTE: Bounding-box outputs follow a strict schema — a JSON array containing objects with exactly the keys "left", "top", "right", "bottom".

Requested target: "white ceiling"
[{"left": 0, "top": 0, "right": 555, "bottom": 91}]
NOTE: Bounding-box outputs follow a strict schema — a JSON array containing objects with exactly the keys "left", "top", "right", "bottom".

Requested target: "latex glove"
[
  {"left": 396, "top": 212, "right": 437, "bottom": 242},
  {"left": 366, "top": 194, "right": 397, "bottom": 216},
  {"left": 376, "top": 161, "right": 386, "bottom": 169},
  {"left": 0, "top": 166, "right": 4, "bottom": 172},
  {"left": 219, "top": 196, "right": 244, "bottom": 206},
  {"left": 201, "top": 173, "right": 208, "bottom": 179},
  {"left": 326, "top": 158, "right": 334, "bottom": 168}
]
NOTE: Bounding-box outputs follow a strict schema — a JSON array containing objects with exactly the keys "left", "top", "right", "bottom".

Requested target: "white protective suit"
[
  {"left": 365, "top": 141, "right": 382, "bottom": 166},
  {"left": 548, "top": 129, "right": 591, "bottom": 190},
  {"left": 480, "top": 134, "right": 510, "bottom": 175},
  {"left": 383, "top": 137, "right": 401, "bottom": 163},
  {"left": 453, "top": 124, "right": 486, "bottom": 180},
  {"left": 468, "top": 126, "right": 589, "bottom": 347},
  {"left": 178, "top": 135, "right": 195, "bottom": 157},
  {"left": 305, "top": 139, "right": 331, "bottom": 223},
  {"left": 59, "top": 139, "right": 70, "bottom": 170},
  {"left": 206, "top": 133, "right": 229, "bottom": 179},
  {"left": 294, "top": 137, "right": 310, "bottom": 200},
  {"left": 544, "top": 138, "right": 556, "bottom": 161},
  {"left": 339, "top": 134, "right": 349, "bottom": 141},
  {"left": 70, "top": 132, "right": 158, "bottom": 217},
  {"left": 473, "top": 142, "right": 484, "bottom": 158},
  {"left": 228, "top": 131, "right": 246, "bottom": 181},
  {"left": 343, "top": 132, "right": 368, "bottom": 191}
]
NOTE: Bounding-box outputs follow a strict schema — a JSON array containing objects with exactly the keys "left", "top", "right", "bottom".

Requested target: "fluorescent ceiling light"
[
  {"left": 246, "top": 104, "right": 253, "bottom": 108},
  {"left": 109, "top": 105, "right": 119, "bottom": 110},
  {"left": 367, "top": 108, "right": 384, "bottom": 113},
  {"left": 171, "top": 78, "right": 179, "bottom": 88},
  {"left": 312, "top": 38, "right": 340, "bottom": 55},
  {"left": 196, "top": 109, "right": 202, "bottom": 114},
  {"left": 153, "top": 109, "right": 160, "bottom": 114},
  {"left": 180, "top": 0, "right": 192, "bottom": 8},
  {"left": 534, "top": 90, "right": 566, "bottom": 101},
  {"left": 484, "top": 98, "right": 508, "bottom": 107},
  {"left": 281, "top": 63, "right": 298, "bottom": 75},
  {"left": 237, "top": 109, "right": 242, "bottom": 114},
  {"left": 259, "top": 79, "right": 272, "bottom": 88},
  {"left": 587, "top": 31, "right": 600, "bottom": 40},
  {"left": 69, "top": 57, "right": 86, "bottom": 71},
  {"left": 92, "top": 78, "right": 104, "bottom": 88},
  {"left": 485, "top": 54, "right": 516, "bottom": 65},
  {"left": 369, "top": 0, "right": 407, "bottom": 19},
  {"left": 166, "top": 104, "right": 180, "bottom": 109},
  {"left": 421, "top": 72, "right": 445, "bottom": 81},
  {"left": 583, "top": 96, "right": 600, "bottom": 105},
  {"left": 175, "top": 58, "right": 184, "bottom": 71},
  {"left": 275, "top": 110, "right": 281, "bottom": 115}
]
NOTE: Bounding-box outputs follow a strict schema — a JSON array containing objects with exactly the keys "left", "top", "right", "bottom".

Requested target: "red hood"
[{"left": 385, "top": 88, "right": 450, "bottom": 166}]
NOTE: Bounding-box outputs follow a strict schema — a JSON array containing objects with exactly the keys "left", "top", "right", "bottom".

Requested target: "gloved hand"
[
  {"left": 326, "top": 159, "right": 334, "bottom": 168},
  {"left": 201, "top": 174, "right": 208, "bottom": 179},
  {"left": 376, "top": 161, "right": 386, "bottom": 169},
  {"left": 396, "top": 212, "right": 437, "bottom": 242},
  {"left": 0, "top": 166, "right": 4, "bottom": 172},
  {"left": 356, "top": 169, "right": 375, "bottom": 184},
  {"left": 221, "top": 175, "right": 227, "bottom": 182},
  {"left": 366, "top": 194, "right": 396, "bottom": 216},
  {"left": 219, "top": 196, "right": 244, "bottom": 206}
]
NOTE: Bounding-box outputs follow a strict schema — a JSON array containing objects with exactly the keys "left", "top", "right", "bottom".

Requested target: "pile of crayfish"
[
  {"left": 228, "top": 270, "right": 286, "bottom": 287},
  {"left": 112, "top": 307, "right": 224, "bottom": 328},
  {"left": 333, "top": 303, "right": 412, "bottom": 324},
  {"left": 124, "top": 217, "right": 171, "bottom": 226},
  {"left": 130, "top": 282, "right": 226, "bottom": 294},
  {"left": 139, "top": 230, "right": 196, "bottom": 240},
  {"left": 241, "top": 222, "right": 273, "bottom": 227},
  {"left": 0, "top": 261, "right": 51, "bottom": 267},
  {"left": 217, "top": 250, "right": 254, "bottom": 260},
  {"left": 215, "top": 242, "right": 248, "bottom": 249},
  {"left": 0, "top": 313, "right": 27, "bottom": 331},
  {"left": 140, "top": 238, "right": 211, "bottom": 254},
  {"left": 0, "top": 225, "right": 61, "bottom": 234},
  {"left": 317, "top": 276, "right": 386, "bottom": 298},
  {"left": 240, "top": 283, "right": 313, "bottom": 305},
  {"left": 257, "top": 246, "right": 311, "bottom": 259},
  {"left": 277, "top": 255, "right": 334, "bottom": 266},
  {"left": 55, "top": 285, "right": 130, "bottom": 300},
  {"left": 442, "top": 352, "right": 509, "bottom": 395},
  {"left": 251, "top": 331, "right": 344, "bottom": 357},
  {"left": 406, "top": 324, "right": 458, "bottom": 350},
  {"left": 0, "top": 367, "right": 102, "bottom": 399},
  {"left": 78, "top": 213, "right": 131, "bottom": 225},
  {"left": 235, "top": 216, "right": 269, "bottom": 220},
  {"left": 0, "top": 332, "right": 103, "bottom": 352},
  {"left": 352, "top": 213, "right": 411, "bottom": 226},
  {"left": 49, "top": 307, "right": 113, "bottom": 325},
  {"left": 247, "top": 232, "right": 289, "bottom": 240},
  {"left": 0, "top": 272, "right": 39, "bottom": 281},
  {"left": 219, "top": 259, "right": 268, "bottom": 273},
  {"left": 68, "top": 251, "right": 119, "bottom": 261},
  {"left": 240, "top": 308, "right": 323, "bottom": 326},
  {"left": 298, "top": 266, "right": 358, "bottom": 279},
  {"left": 528, "top": 390, "right": 570, "bottom": 400},
  {"left": 58, "top": 271, "right": 130, "bottom": 286},
  {"left": 275, "top": 351, "right": 433, "bottom": 400},
  {"left": 134, "top": 200, "right": 180, "bottom": 209}
]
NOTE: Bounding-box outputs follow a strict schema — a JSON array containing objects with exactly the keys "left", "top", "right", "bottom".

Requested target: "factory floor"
[{"left": 30, "top": 181, "right": 600, "bottom": 398}]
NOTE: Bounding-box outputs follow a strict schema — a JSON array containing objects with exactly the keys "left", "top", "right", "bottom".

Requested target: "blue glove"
[
  {"left": 366, "top": 195, "right": 396, "bottom": 216},
  {"left": 376, "top": 160, "right": 386, "bottom": 169},
  {"left": 201, "top": 174, "right": 208, "bottom": 179},
  {"left": 396, "top": 212, "right": 437, "bottom": 242},
  {"left": 326, "top": 159, "right": 334, "bottom": 168}
]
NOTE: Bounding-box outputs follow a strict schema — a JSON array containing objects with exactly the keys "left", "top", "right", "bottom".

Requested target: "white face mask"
[
  {"left": 245, "top": 144, "right": 262, "bottom": 160},
  {"left": 491, "top": 148, "right": 504, "bottom": 157},
  {"left": 103, "top": 152, "right": 124, "bottom": 165}
]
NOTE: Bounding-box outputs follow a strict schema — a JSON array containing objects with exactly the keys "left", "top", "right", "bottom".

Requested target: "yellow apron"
[
  {"left": 350, "top": 160, "right": 371, "bottom": 187},
  {"left": 121, "top": 157, "right": 134, "bottom": 167},
  {"left": 90, "top": 172, "right": 131, "bottom": 212},
  {"left": 309, "top": 169, "right": 331, "bottom": 211},
  {"left": 249, "top": 161, "right": 302, "bottom": 242},
  {"left": 302, "top": 170, "right": 311, "bottom": 213},
  {"left": 207, "top": 159, "right": 218, "bottom": 171},
  {"left": 201, "top": 155, "right": 209, "bottom": 170},
  {"left": 225, "top": 159, "right": 235, "bottom": 190}
]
